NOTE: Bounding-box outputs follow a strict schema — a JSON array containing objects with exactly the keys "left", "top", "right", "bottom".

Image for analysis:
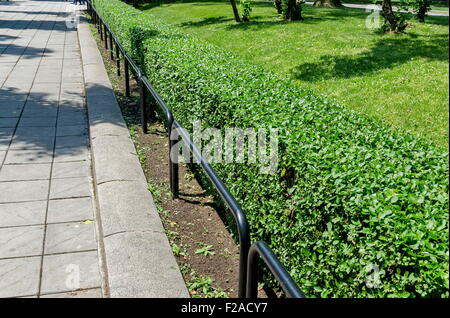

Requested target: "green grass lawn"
[{"left": 140, "top": 1, "right": 449, "bottom": 148}]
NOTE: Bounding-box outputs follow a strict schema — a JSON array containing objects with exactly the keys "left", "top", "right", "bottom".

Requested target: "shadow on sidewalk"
[{"left": 0, "top": 83, "right": 114, "bottom": 163}]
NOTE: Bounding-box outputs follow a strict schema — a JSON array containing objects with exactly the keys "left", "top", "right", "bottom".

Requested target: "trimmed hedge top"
[{"left": 92, "top": 0, "right": 449, "bottom": 297}]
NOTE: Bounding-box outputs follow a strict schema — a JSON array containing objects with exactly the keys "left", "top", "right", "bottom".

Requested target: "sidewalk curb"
[{"left": 77, "top": 13, "right": 189, "bottom": 298}]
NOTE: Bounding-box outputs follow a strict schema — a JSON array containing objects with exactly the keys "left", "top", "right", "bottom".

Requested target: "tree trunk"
[
  {"left": 285, "top": 0, "right": 303, "bottom": 21},
  {"left": 417, "top": 2, "right": 428, "bottom": 22},
  {"left": 381, "top": 0, "right": 397, "bottom": 30},
  {"left": 313, "top": 0, "right": 343, "bottom": 7},
  {"left": 381, "top": 0, "right": 406, "bottom": 32},
  {"left": 229, "top": 0, "right": 242, "bottom": 22},
  {"left": 274, "top": 0, "right": 283, "bottom": 14}
]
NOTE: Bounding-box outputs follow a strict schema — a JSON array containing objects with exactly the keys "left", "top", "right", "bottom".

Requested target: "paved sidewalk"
[{"left": 0, "top": 0, "right": 103, "bottom": 298}]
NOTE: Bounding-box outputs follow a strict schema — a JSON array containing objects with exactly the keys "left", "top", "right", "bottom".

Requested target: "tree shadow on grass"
[
  {"left": 424, "top": 15, "right": 449, "bottom": 26},
  {"left": 176, "top": 6, "right": 368, "bottom": 31},
  {"left": 178, "top": 16, "right": 233, "bottom": 28},
  {"left": 138, "top": 0, "right": 230, "bottom": 11},
  {"left": 291, "top": 33, "right": 449, "bottom": 81}
]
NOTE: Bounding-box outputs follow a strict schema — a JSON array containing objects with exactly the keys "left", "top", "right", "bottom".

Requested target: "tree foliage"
[{"left": 400, "top": 0, "right": 432, "bottom": 22}]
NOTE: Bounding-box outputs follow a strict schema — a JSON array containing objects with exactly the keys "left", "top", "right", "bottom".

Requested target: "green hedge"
[{"left": 91, "top": 0, "right": 449, "bottom": 297}]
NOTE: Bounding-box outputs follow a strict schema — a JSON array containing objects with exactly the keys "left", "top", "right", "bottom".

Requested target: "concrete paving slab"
[
  {"left": 55, "top": 135, "right": 88, "bottom": 149},
  {"left": 0, "top": 163, "right": 52, "bottom": 181},
  {"left": 58, "top": 108, "right": 85, "bottom": 118},
  {"left": 0, "top": 201, "right": 47, "bottom": 227},
  {"left": 24, "top": 100, "right": 59, "bottom": 109},
  {"left": 49, "top": 176, "right": 91, "bottom": 199},
  {"left": 53, "top": 146, "right": 89, "bottom": 162},
  {"left": 18, "top": 116, "right": 57, "bottom": 127},
  {"left": 0, "top": 136, "right": 12, "bottom": 151},
  {"left": 47, "top": 197, "right": 93, "bottom": 224},
  {"left": 0, "top": 127, "right": 15, "bottom": 136},
  {"left": 45, "top": 222, "right": 97, "bottom": 254},
  {"left": 0, "top": 225, "right": 44, "bottom": 258},
  {"left": 57, "top": 115, "right": 87, "bottom": 126},
  {"left": 9, "top": 136, "right": 55, "bottom": 151},
  {"left": 59, "top": 99, "right": 84, "bottom": 109},
  {"left": 0, "top": 101, "right": 26, "bottom": 109},
  {"left": 22, "top": 106, "right": 58, "bottom": 118},
  {"left": 0, "top": 180, "right": 49, "bottom": 203},
  {"left": 41, "top": 251, "right": 102, "bottom": 295},
  {"left": 4, "top": 149, "right": 54, "bottom": 164},
  {"left": 14, "top": 127, "right": 56, "bottom": 137},
  {"left": 0, "top": 94, "right": 28, "bottom": 102},
  {"left": 0, "top": 117, "right": 19, "bottom": 128},
  {"left": 0, "top": 256, "right": 41, "bottom": 298},
  {"left": 56, "top": 124, "right": 87, "bottom": 137},
  {"left": 52, "top": 161, "right": 90, "bottom": 179},
  {"left": 0, "top": 106, "right": 23, "bottom": 118}
]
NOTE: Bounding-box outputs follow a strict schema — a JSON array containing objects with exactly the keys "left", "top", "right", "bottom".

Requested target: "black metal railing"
[{"left": 85, "top": 0, "right": 304, "bottom": 299}]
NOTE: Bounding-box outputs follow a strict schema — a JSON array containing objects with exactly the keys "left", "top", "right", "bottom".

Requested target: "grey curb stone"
[
  {"left": 97, "top": 180, "right": 164, "bottom": 237},
  {"left": 104, "top": 231, "right": 188, "bottom": 298},
  {"left": 78, "top": 16, "right": 188, "bottom": 298},
  {"left": 91, "top": 135, "right": 145, "bottom": 184}
]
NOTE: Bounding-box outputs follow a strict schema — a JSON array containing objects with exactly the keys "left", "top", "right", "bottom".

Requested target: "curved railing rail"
[
  {"left": 246, "top": 242, "right": 305, "bottom": 298},
  {"left": 85, "top": 1, "right": 304, "bottom": 298}
]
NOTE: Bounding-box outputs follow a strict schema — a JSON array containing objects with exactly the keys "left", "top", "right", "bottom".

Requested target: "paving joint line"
[
  {"left": 37, "top": 6, "right": 68, "bottom": 298},
  {"left": 0, "top": 248, "right": 98, "bottom": 262}
]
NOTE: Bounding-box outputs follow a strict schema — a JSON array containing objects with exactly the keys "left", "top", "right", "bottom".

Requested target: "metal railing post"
[
  {"left": 116, "top": 43, "right": 121, "bottom": 76},
  {"left": 168, "top": 120, "right": 179, "bottom": 199},
  {"left": 99, "top": 19, "right": 103, "bottom": 40},
  {"left": 238, "top": 234, "right": 250, "bottom": 298},
  {"left": 124, "top": 58, "right": 130, "bottom": 98},
  {"left": 104, "top": 24, "right": 108, "bottom": 49},
  {"left": 139, "top": 75, "right": 148, "bottom": 134},
  {"left": 109, "top": 32, "right": 114, "bottom": 60}
]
